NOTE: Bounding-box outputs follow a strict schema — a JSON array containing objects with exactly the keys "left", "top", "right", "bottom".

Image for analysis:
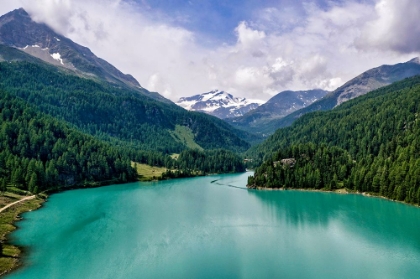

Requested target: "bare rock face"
[{"left": 335, "top": 58, "right": 420, "bottom": 106}]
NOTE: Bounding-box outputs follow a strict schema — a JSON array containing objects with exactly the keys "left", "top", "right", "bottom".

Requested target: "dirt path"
[{"left": 0, "top": 195, "right": 36, "bottom": 213}]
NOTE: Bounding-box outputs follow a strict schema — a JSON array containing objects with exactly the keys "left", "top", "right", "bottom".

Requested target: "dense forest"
[
  {"left": 0, "top": 92, "right": 246, "bottom": 193},
  {"left": 0, "top": 93, "right": 137, "bottom": 193},
  {"left": 0, "top": 61, "right": 254, "bottom": 153},
  {"left": 163, "top": 149, "right": 246, "bottom": 178},
  {"left": 248, "top": 75, "right": 420, "bottom": 205},
  {"left": 248, "top": 143, "right": 353, "bottom": 190}
]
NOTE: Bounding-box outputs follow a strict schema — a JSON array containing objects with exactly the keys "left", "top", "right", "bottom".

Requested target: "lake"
[{"left": 6, "top": 172, "right": 420, "bottom": 278}]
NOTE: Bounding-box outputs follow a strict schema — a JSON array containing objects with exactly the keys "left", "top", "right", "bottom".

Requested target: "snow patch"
[
  {"left": 55, "top": 37, "right": 61, "bottom": 42},
  {"left": 51, "top": 53, "right": 64, "bottom": 65},
  {"left": 176, "top": 100, "right": 196, "bottom": 110},
  {"left": 176, "top": 90, "right": 264, "bottom": 118},
  {"left": 32, "top": 45, "right": 40, "bottom": 48}
]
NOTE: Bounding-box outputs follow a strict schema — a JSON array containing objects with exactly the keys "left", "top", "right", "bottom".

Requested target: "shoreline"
[
  {"left": 2, "top": 176, "right": 418, "bottom": 277},
  {"left": 0, "top": 194, "right": 45, "bottom": 277},
  {"left": 250, "top": 186, "right": 420, "bottom": 208}
]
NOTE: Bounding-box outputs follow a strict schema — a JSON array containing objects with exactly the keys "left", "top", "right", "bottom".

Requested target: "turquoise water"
[{"left": 6, "top": 173, "right": 420, "bottom": 279}]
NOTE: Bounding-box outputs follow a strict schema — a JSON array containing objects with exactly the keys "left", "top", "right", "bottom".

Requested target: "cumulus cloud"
[
  {"left": 357, "top": 0, "right": 420, "bottom": 53},
  {"left": 0, "top": 0, "right": 418, "bottom": 101},
  {"left": 235, "top": 21, "right": 266, "bottom": 48}
]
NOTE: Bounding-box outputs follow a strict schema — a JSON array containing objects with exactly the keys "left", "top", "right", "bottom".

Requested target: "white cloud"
[
  {"left": 357, "top": 0, "right": 420, "bottom": 53},
  {"left": 235, "top": 21, "right": 266, "bottom": 48},
  {"left": 0, "top": 0, "right": 419, "bottom": 102}
]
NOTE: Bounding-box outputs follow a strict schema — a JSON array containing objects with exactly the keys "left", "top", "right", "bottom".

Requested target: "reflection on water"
[{"left": 250, "top": 189, "right": 420, "bottom": 253}]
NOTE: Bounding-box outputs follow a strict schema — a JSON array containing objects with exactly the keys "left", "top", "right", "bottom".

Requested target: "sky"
[{"left": 0, "top": 0, "right": 419, "bottom": 102}]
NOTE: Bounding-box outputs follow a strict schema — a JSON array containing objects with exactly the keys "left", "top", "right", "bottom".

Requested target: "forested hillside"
[
  {"left": 0, "top": 93, "right": 137, "bottom": 193},
  {"left": 248, "top": 143, "right": 352, "bottom": 190},
  {"left": 0, "top": 61, "right": 253, "bottom": 153},
  {"left": 248, "top": 76, "right": 420, "bottom": 204},
  {"left": 0, "top": 92, "right": 247, "bottom": 193}
]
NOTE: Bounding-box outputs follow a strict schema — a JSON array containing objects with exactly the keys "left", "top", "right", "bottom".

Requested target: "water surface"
[{"left": 7, "top": 173, "right": 420, "bottom": 278}]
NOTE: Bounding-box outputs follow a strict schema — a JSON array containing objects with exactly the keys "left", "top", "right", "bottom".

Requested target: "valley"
[{"left": 0, "top": 3, "right": 419, "bottom": 279}]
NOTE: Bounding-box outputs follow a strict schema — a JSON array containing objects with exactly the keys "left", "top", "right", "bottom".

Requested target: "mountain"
[
  {"left": 0, "top": 8, "right": 258, "bottom": 154},
  {"left": 226, "top": 89, "right": 328, "bottom": 135},
  {"left": 246, "top": 75, "right": 420, "bottom": 205},
  {"left": 0, "top": 8, "right": 169, "bottom": 103},
  {"left": 176, "top": 90, "right": 263, "bottom": 119},
  {"left": 264, "top": 58, "right": 420, "bottom": 133},
  {"left": 0, "top": 60, "right": 254, "bottom": 153}
]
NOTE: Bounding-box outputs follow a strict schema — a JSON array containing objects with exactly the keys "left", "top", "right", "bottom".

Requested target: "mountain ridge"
[
  {"left": 0, "top": 8, "right": 171, "bottom": 103},
  {"left": 257, "top": 58, "right": 420, "bottom": 134},
  {"left": 226, "top": 89, "right": 328, "bottom": 135}
]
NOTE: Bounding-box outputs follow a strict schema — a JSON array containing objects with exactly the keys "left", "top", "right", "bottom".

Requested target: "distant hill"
[
  {"left": 226, "top": 89, "right": 328, "bottom": 135},
  {"left": 176, "top": 90, "right": 263, "bottom": 119}
]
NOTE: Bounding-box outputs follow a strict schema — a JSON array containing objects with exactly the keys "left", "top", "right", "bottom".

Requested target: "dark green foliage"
[
  {"left": 0, "top": 89, "right": 246, "bottom": 193},
  {"left": 162, "top": 149, "right": 245, "bottom": 179},
  {"left": 0, "top": 61, "right": 251, "bottom": 153},
  {"left": 248, "top": 75, "right": 420, "bottom": 204},
  {"left": 0, "top": 93, "right": 137, "bottom": 192},
  {"left": 249, "top": 143, "right": 353, "bottom": 190}
]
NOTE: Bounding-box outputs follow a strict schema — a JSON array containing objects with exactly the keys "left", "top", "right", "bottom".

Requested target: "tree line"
[{"left": 162, "top": 149, "right": 245, "bottom": 179}]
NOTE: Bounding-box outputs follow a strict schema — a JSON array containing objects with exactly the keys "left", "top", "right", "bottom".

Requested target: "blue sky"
[
  {"left": 134, "top": 0, "right": 354, "bottom": 45},
  {"left": 0, "top": 0, "right": 419, "bottom": 101},
  {"left": 137, "top": 0, "right": 285, "bottom": 43}
]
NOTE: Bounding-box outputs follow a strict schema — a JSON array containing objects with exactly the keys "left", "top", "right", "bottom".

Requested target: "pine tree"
[
  {"left": 0, "top": 178, "right": 6, "bottom": 194},
  {"left": 28, "top": 173, "right": 38, "bottom": 193}
]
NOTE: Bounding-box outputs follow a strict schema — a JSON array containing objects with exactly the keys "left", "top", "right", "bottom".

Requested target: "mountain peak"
[
  {"left": 2, "top": 8, "right": 30, "bottom": 19},
  {"left": 5, "top": 8, "right": 30, "bottom": 17},
  {"left": 409, "top": 57, "right": 420, "bottom": 64},
  {"left": 0, "top": 8, "right": 143, "bottom": 89},
  {"left": 13, "top": 8, "right": 29, "bottom": 16},
  {"left": 176, "top": 90, "right": 263, "bottom": 119}
]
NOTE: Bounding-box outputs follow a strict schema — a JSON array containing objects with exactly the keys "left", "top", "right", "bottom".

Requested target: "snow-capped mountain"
[{"left": 176, "top": 90, "right": 264, "bottom": 119}]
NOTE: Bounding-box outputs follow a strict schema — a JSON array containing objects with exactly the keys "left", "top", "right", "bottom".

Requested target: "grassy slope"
[
  {"left": 131, "top": 162, "right": 168, "bottom": 181},
  {"left": 169, "top": 125, "right": 204, "bottom": 151}
]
